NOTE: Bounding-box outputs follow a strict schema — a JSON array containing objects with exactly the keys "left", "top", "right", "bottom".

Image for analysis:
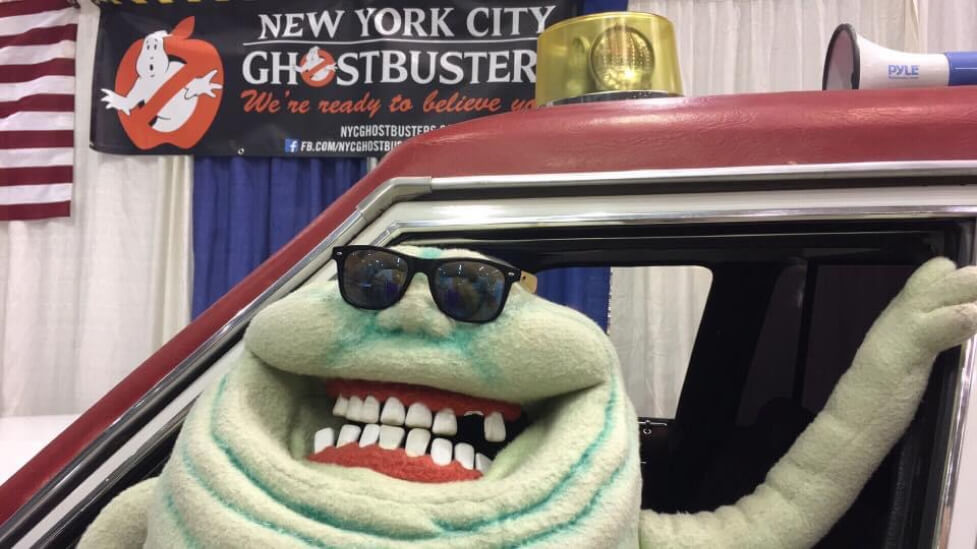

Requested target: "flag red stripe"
[
  {"left": 0, "top": 166, "right": 72, "bottom": 186},
  {"left": 0, "top": 1, "right": 74, "bottom": 18},
  {"left": 1, "top": 3, "right": 77, "bottom": 221},
  {"left": 0, "top": 24, "right": 77, "bottom": 48},
  {"left": 0, "top": 58, "right": 75, "bottom": 83},
  {"left": 0, "top": 130, "right": 72, "bottom": 149},
  {"left": 0, "top": 200, "right": 70, "bottom": 221},
  {"left": 0, "top": 94, "right": 73, "bottom": 118}
]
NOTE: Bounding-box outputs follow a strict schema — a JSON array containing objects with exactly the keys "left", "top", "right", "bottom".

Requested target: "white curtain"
[
  {"left": 0, "top": 1, "right": 192, "bottom": 417},
  {"left": 613, "top": 0, "right": 977, "bottom": 418},
  {"left": 917, "top": 0, "right": 977, "bottom": 53},
  {"left": 610, "top": 267, "right": 711, "bottom": 418}
]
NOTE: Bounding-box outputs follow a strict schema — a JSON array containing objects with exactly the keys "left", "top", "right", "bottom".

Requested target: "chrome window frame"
[{"left": 5, "top": 160, "right": 977, "bottom": 548}]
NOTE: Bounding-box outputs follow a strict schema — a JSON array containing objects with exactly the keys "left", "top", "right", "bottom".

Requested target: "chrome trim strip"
[
  {"left": 945, "top": 352, "right": 977, "bottom": 548},
  {"left": 935, "top": 338, "right": 976, "bottom": 549},
  {"left": 431, "top": 160, "right": 977, "bottom": 190},
  {"left": 933, "top": 223, "right": 977, "bottom": 549},
  {"left": 13, "top": 346, "right": 246, "bottom": 549},
  {"left": 36, "top": 403, "right": 194, "bottom": 547},
  {"left": 356, "top": 177, "right": 432, "bottom": 223},
  {"left": 373, "top": 206, "right": 977, "bottom": 243}
]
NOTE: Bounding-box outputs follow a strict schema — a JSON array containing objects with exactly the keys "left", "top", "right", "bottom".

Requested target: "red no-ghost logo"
[
  {"left": 101, "top": 17, "right": 223, "bottom": 150},
  {"left": 299, "top": 46, "right": 337, "bottom": 88}
]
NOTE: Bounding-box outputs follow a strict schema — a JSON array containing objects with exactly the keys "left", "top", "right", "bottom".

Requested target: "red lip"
[{"left": 308, "top": 445, "right": 482, "bottom": 483}]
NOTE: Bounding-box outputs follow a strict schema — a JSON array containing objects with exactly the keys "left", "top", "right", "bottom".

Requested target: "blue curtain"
[
  {"left": 537, "top": 267, "right": 610, "bottom": 330},
  {"left": 581, "top": 0, "right": 627, "bottom": 13},
  {"left": 191, "top": 157, "right": 366, "bottom": 317},
  {"left": 190, "top": 0, "right": 620, "bottom": 325}
]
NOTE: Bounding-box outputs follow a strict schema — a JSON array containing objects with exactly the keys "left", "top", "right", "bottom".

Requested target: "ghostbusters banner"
[{"left": 90, "top": 1, "right": 574, "bottom": 157}]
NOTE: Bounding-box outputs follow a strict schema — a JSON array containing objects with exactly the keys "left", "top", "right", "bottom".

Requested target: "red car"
[{"left": 2, "top": 86, "right": 977, "bottom": 548}]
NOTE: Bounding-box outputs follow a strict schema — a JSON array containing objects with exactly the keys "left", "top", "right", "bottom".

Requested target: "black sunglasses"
[{"left": 332, "top": 246, "right": 537, "bottom": 323}]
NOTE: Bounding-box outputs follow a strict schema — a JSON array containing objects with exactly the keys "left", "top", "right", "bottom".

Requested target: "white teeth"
[
  {"left": 405, "top": 402, "right": 433, "bottom": 428},
  {"left": 346, "top": 396, "right": 364, "bottom": 422},
  {"left": 380, "top": 397, "right": 406, "bottom": 425},
  {"left": 378, "top": 425, "right": 405, "bottom": 450},
  {"left": 454, "top": 442, "right": 474, "bottom": 469},
  {"left": 332, "top": 395, "right": 349, "bottom": 417},
  {"left": 484, "top": 412, "right": 506, "bottom": 442},
  {"left": 405, "top": 428, "right": 431, "bottom": 457},
  {"left": 432, "top": 408, "right": 457, "bottom": 436},
  {"left": 313, "top": 427, "right": 335, "bottom": 453},
  {"left": 361, "top": 396, "right": 380, "bottom": 424},
  {"left": 359, "top": 424, "right": 380, "bottom": 447},
  {"left": 475, "top": 453, "right": 492, "bottom": 473},
  {"left": 337, "top": 424, "right": 361, "bottom": 447},
  {"left": 324, "top": 394, "right": 510, "bottom": 470},
  {"left": 431, "top": 438, "right": 453, "bottom": 466}
]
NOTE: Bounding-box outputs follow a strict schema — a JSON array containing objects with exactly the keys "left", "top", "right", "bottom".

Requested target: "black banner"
[{"left": 91, "top": 1, "right": 575, "bottom": 157}]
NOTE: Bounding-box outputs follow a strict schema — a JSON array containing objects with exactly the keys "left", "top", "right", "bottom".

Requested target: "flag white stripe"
[
  {"left": 0, "top": 40, "right": 75, "bottom": 66},
  {"left": 0, "top": 111, "right": 73, "bottom": 132},
  {"left": 0, "top": 75, "right": 74, "bottom": 102},
  {"left": 0, "top": 147, "right": 71, "bottom": 168},
  {"left": 0, "top": 8, "right": 75, "bottom": 37},
  {"left": 0, "top": 182, "right": 71, "bottom": 205}
]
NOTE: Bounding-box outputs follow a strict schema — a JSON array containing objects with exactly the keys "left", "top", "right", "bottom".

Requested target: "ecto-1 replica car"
[{"left": 2, "top": 86, "right": 977, "bottom": 548}]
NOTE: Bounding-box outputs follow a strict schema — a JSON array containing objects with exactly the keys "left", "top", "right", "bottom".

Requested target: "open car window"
[{"left": 395, "top": 214, "right": 971, "bottom": 547}]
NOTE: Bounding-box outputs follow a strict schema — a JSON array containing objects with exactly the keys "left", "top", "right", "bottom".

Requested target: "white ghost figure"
[
  {"left": 299, "top": 46, "right": 337, "bottom": 82},
  {"left": 100, "top": 30, "right": 222, "bottom": 133}
]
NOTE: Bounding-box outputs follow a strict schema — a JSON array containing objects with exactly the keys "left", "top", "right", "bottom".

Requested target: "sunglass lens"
[
  {"left": 342, "top": 249, "right": 409, "bottom": 309},
  {"left": 433, "top": 261, "right": 507, "bottom": 322}
]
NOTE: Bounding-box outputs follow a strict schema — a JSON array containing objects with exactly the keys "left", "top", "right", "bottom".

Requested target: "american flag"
[{"left": 0, "top": 0, "right": 76, "bottom": 221}]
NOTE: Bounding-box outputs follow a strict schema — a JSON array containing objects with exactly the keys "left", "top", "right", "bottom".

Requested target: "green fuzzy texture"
[{"left": 78, "top": 253, "right": 977, "bottom": 549}]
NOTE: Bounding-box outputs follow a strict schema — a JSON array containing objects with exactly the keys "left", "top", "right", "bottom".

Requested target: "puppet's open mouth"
[{"left": 307, "top": 379, "right": 528, "bottom": 482}]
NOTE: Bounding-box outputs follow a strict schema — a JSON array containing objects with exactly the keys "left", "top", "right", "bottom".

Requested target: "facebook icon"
[{"left": 284, "top": 139, "right": 299, "bottom": 153}]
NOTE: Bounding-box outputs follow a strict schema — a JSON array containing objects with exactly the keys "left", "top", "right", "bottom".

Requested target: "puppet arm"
[
  {"left": 77, "top": 478, "right": 156, "bottom": 549},
  {"left": 639, "top": 258, "right": 977, "bottom": 549}
]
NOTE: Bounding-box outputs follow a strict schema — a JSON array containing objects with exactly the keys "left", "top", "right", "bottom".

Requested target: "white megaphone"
[{"left": 822, "top": 23, "right": 977, "bottom": 90}]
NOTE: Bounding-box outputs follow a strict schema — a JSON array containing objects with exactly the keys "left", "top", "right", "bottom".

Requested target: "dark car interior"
[{"left": 18, "top": 218, "right": 972, "bottom": 548}]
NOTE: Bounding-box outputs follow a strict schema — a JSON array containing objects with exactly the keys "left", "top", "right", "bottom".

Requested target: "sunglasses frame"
[{"left": 331, "top": 245, "right": 537, "bottom": 323}]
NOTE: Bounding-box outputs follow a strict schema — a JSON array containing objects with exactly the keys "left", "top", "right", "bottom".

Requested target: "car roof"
[{"left": 367, "top": 86, "right": 977, "bottom": 179}]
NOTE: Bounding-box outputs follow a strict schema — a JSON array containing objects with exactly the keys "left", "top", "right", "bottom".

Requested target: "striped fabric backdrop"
[{"left": 0, "top": 0, "right": 76, "bottom": 221}]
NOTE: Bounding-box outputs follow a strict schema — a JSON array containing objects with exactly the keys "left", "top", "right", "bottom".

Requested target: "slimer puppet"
[{"left": 80, "top": 246, "right": 977, "bottom": 548}]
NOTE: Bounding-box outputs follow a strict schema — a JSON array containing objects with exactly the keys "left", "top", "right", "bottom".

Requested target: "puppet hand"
[{"left": 868, "top": 258, "right": 977, "bottom": 365}]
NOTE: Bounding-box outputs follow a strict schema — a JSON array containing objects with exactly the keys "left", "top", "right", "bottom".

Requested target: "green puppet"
[{"left": 80, "top": 246, "right": 977, "bottom": 548}]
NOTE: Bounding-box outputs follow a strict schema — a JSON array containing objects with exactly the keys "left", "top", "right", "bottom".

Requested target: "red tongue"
[
  {"left": 324, "top": 379, "right": 522, "bottom": 421},
  {"left": 309, "top": 445, "right": 482, "bottom": 483}
]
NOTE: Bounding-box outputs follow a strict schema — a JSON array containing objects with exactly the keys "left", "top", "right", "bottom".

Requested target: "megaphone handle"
[{"left": 946, "top": 51, "right": 977, "bottom": 86}]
